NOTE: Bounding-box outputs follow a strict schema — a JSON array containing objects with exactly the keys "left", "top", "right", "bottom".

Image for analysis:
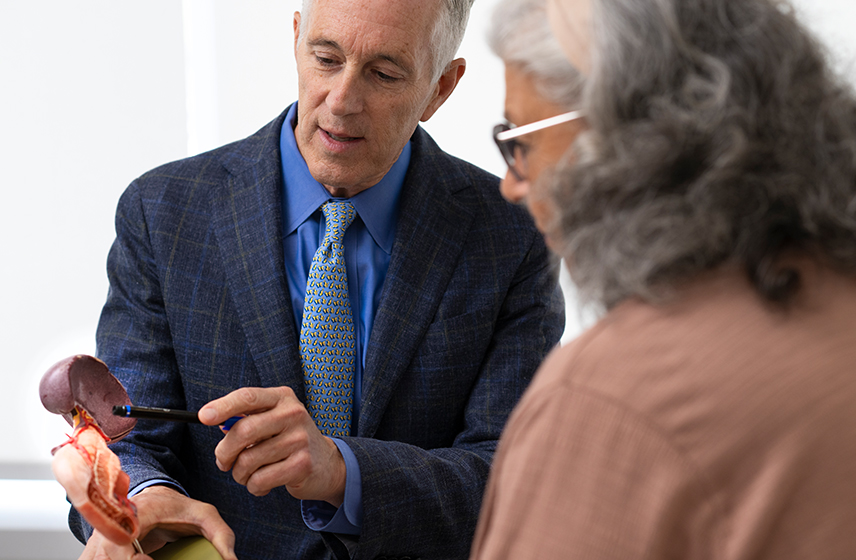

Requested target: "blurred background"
[{"left": 1, "top": 1, "right": 854, "bottom": 558}]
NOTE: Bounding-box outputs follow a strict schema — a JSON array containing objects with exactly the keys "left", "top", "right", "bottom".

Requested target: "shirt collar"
[{"left": 280, "top": 102, "right": 410, "bottom": 255}]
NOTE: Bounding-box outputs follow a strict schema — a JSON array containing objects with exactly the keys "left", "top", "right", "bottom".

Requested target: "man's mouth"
[{"left": 323, "top": 129, "right": 360, "bottom": 142}]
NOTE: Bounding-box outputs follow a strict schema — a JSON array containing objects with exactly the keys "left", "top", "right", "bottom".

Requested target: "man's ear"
[
  {"left": 293, "top": 11, "right": 301, "bottom": 59},
  {"left": 420, "top": 58, "right": 467, "bottom": 122}
]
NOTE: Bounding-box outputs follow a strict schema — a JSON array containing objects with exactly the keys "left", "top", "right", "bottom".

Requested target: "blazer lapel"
[
  {"left": 359, "top": 128, "right": 475, "bottom": 437},
  {"left": 211, "top": 111, "right": 305, "bottom": 399}
]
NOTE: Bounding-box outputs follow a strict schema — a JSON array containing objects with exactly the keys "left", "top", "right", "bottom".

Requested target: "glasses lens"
[{"left": 493, "top": 124, "right": 524, "bottom": 181}]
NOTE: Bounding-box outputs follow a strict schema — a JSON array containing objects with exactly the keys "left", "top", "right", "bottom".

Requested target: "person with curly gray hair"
[
  {"left": 487, "top": 0, "right": 584, "bottom": 209},
  {"left": 472, "top": 0, "right": 856, "bottom": 558}
]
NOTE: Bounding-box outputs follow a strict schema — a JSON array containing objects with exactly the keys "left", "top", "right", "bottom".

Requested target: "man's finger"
[
  {"left": 213, "top": 410, "right": 280, "bottom": 471},
  {"left": 78, "top": 530, "right": 127, "bottom": 560},
  {"left": 78, "top": 536, "right": 97, "bottom": 560},
  {"left": 199, "top": 387, "right": 280, "bottom": 425},
  {"left": 195, "top": 515, "right": 238, "bottom": 560},
  {"left": 225, "top": 427, "right": 298, "bottom": 485}
]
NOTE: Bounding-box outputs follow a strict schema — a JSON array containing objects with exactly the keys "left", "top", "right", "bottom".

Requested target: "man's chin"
[
  {"left": 311, "top": 171, "right": 376, "bottom": 198},
  {"left": 306, "top": 160, "right": 388, "bottom": 197}
]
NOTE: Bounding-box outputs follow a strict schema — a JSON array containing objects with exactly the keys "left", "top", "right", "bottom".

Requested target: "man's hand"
[
  {"left": 78, "top": 486, "right": 236, "bottom": 560},
  {"left": 199, "top": 386, "right": 347, "bottom": 506}
]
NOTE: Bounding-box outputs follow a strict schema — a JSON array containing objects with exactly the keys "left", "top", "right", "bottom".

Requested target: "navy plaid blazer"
[{"left": 72, "top": 108, "right": 564, "bottom": 560}]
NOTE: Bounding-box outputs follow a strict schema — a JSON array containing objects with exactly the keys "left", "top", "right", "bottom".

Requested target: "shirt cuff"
[
  {"left": 129, "top": 479, "right": 188, "bottom": 498},
  {"left": 301, "top": 438, "right": 363, "bottom": 535}
]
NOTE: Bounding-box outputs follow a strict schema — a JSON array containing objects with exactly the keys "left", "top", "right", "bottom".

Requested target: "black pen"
[
  {"left": 112, "top": 405, "right": 243, "bottom": 431},
  {"left": 113, "top": 405, "right": 201, "bottom": 423}
]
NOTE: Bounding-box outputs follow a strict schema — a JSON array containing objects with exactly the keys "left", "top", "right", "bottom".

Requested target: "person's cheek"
[{"left": 527, "top": 178, "right": 559, "bottom": 242}]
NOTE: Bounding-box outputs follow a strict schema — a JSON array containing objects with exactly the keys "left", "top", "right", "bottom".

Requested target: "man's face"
[
  {"left": 501, "top": 64, "right": 585, "bottom": 238},
  {"left": 293, "top": 0, "right": 452, "bottom": 197}
]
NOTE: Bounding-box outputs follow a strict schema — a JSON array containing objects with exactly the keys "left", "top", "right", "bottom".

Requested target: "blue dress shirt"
[{"left": 280, "top": 102, "right": 410, "bottom": 535}]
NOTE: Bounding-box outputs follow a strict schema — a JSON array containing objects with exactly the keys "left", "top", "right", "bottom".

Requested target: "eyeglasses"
[{"left": 493, "top": 110, "right": 584, "bottom": 181}]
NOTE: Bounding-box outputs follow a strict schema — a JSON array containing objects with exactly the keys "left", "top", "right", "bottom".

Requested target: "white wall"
[
  {"left": 0, "top": 2, "right": 854, "bottom": 554},
  {"left": 0, "top": 0, "right": 514, "bottom": 470}
]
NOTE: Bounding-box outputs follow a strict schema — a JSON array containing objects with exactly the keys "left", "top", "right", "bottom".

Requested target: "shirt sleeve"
[
  {"left": 301, "top": 438, "right": 363, "bottom": 535},
  {"left": 129, "top": 479, "right": 188, "bottom": 498}
]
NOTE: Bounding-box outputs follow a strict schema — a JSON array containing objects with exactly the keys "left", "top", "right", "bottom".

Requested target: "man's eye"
[
  {"left": 315, "top": 55, "right": 337, "bottom": 66},
  {"left": 375, "top": 70, "right": 399, "bottom": 83}
]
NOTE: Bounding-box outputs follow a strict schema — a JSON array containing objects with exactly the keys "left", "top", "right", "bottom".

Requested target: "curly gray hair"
[
  {"left": 488, "top": 0, "right": 583, "bottom": 108},
  {"left": 547, "top": 0, "right": 856, "bottom": 309},
  {"left": 300, "top": 0, "right": 474, "bottom": 80}
]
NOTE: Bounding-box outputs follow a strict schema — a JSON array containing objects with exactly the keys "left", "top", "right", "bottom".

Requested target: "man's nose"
[
  {"left": 499, "top": 169, "right": 529, "bottom": 205},
  {"left": 326, "top": 69, "right": 364, "bottom": 116}
]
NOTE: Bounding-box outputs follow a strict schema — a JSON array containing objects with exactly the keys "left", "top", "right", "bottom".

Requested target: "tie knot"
[{"left": 321, "top": 200, "right": 356, "bottom": 245}]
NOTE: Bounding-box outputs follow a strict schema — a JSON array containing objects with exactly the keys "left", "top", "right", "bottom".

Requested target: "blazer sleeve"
[
  {"left": 70, "top": 180, "right": 190, "bottom": 542},
  {"left": 342, "top": 230, "right": 565, "bottom": 560}
]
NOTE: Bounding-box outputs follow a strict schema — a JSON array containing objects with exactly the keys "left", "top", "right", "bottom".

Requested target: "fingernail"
[{"left": 199, "top": 408, "right": 217, "bottom": 423}]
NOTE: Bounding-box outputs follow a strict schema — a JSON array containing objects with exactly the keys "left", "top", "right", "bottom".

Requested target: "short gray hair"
[
  {"left": 545, "top": 0, "right": 856, "bottom": 309},
  {"left": 488, "top": 0, "right": 583, "bottom": 108},
  {"left": 300, "top": 0, "right": 474, "bottom": 81},
  {"left": 431, "top": 0, "right": 476, "bottom": 79}
]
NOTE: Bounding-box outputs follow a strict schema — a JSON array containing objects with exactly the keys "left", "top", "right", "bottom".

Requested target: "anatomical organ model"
[{"left": 39, "top": 355, "right": 141, "bottom": 546}]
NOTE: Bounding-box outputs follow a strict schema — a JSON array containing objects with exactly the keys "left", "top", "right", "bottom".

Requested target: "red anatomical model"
[{"left": 39, "top": 355, "right": 140, "bottom": 545}]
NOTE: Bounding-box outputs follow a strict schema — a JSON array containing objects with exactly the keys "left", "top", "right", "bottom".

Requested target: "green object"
[{"left": 150, "top": 537, "right": 223, "bottom": 560}]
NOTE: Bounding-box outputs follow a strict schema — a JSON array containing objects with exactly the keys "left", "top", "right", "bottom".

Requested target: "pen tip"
[{"left": 112, "top": 405, "right": 128, "bottom": 416}]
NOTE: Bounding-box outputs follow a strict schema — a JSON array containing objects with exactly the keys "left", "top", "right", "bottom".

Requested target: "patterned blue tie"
[{"left": 299, "top": 200, "right": 356, "bottom": 437}]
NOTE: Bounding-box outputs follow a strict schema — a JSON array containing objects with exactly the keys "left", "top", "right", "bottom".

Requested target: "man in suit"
[{"left": 72, "top": 0, "right": 564, "bottom": 559}]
